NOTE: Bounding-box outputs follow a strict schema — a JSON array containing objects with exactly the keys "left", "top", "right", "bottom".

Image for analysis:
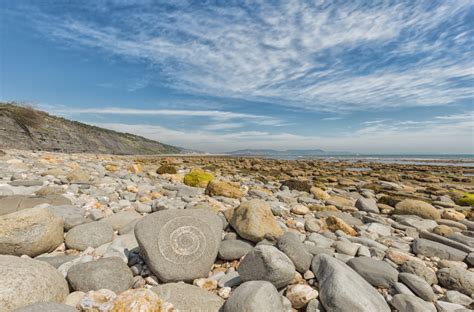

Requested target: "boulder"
[
  {"left": 224, "top": 281, "right": 285, "bottom": 312},
  {"left": 135, "top": 209, "right": 222, "bottom": 282},
  {"left": 347, "top": 256, "right": 398, "bottom": 288},
  {"left": 412, "top": 238, "right": 467, "bottom": 261},
  {"left": 394, "top": 199, "right": 440, "bottom": 220},
  {"left": 0, "top": 255, "right": 69, "bottom": 311},
  {"left": 183, "top": 168, "right": 214, "bottom": 187},
  {"left": 437, "top": 267, "right": 474, "bottom": 296},
  {"left": 65, "top": 221, "right": 114, "bottom": 251},
  {"left": 277, "top": 232, "right": 313, "bottom": 273},
  {"left": 67, "top": 257, "right": 133, "bottom": 293},
  {"left": 0, "top": 207, "right": 63, "bottom": 257},
  {"left": 229, "top": 199, "right": 284, "bottom": 242},
  {"left": 152, "top": 283, "right": 224, "bottom": 311},
  {"left": 238, "top": 245, "right": 295, "bottom": 288},
  {"left": 311, "top": 254, "right": 390, "bottom": 312},
  {"left": 206, "top": 180, "right": 244, "bottom": 198}
]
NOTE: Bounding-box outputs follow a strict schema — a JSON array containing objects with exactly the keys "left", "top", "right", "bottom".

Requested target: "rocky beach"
[{"left": 0, "top": 149, "right": 473, "bottom": 312}]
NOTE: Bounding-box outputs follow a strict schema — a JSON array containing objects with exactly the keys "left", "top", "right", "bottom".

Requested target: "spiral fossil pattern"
[{"left": 158, "top": 216, "right": 211, "bottom": 265}]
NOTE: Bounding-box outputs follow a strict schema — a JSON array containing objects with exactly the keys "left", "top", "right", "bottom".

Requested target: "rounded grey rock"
[
  {"left": 277, "top": 232, "right": 313, "bottom": 273},
  {"left": 347, "top": 256, "right": 398, "bottom": 288},
  {"left": 152, "top": 282, "right": 224, "bottom": 311},
  {"left": 355, "top": 197, "right": 379, "bottom": 213},
  {"left": 238, "top": 245, "right": 295, "bottom": 288},
  {"left": 311, "top": 254, "right": 390, "bottom": 312},
  {"left": 224, "top": 281, "right": 285, "bottom": 312},
  {"left": 66, "top": 257, "right": 133, "bottom": 293},
  {"left": 0, "top": 255, "right": 69, "bottom": 311},
  {"left": 437, "top": 267, "right": 474, "bottom": 296},
  {"left": 65, "top": 221, "right": 114, "bottom": 251},
  {"left": 399, "top": 272, "right": 435, "bottom": 301},
  {"left": 218, "top": 239, "right": 253, "bottom": 261},
  {"left": 390, "top": 294, "right": 436, "bottom": 312},
  {"left": 13, "top": 302, "right": 76, "bottom": 312},
  {"left": 412, "top": 238, "right": 467, "bottom": 261},
  {"left": 135, "top": 209, "right": 222, "bottom": 282},
  {"left": 400, "top": 260, "right": 438, "bottom": 285}
]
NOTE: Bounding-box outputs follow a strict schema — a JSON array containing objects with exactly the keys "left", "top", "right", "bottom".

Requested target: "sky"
[{"left": 1, "top": 0, "right": 473, "bottom": 154}]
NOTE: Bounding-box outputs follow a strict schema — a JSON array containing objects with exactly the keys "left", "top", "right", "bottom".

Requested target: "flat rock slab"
[
  {"left": 67, "top": 257, "right": 133, "bottom": 293},
  {"left": 135, "top": 209, "right": 222, "bottom": 282},
  {"left": 312, "top": 254, "right": 390, "bottom": 312},
  {"left": 0, "top": 207, "right": 64, "bottom": 257},
  {"left": 0, "top": 195, "right": 72, "bottom": 216},
  {"left": 0, "top": 255, "right": 69, "bottom": 311},
  {"left": 223, "top": 281, "right": 285, "bottom": 312},
  {"left": 152, "top": 283, "right": 224, "bottom": 311}
]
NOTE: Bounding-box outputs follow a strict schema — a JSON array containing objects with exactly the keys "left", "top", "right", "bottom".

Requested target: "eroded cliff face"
[{"left": 0, "top": 104, "right": 181, "bottom": 154}]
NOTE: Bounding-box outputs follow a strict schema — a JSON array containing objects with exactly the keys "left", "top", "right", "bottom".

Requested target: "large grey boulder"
[
  {"left": 437, "top": 267, "right": 474, "bottom": 296},
  {"left": 218, "top": 239, "right": 253, "bottom": 261},
  {"left": 0, "top": 255, "right": 69, "bottom": 311},
  {"left": 347, "top": 256, "right": 398, "bottom": 288},
  {"left": 311, "top": 254, "right": 390, "bottom": 312},
  {"left": 399, "top": 272, "right": 435, "bottom": 301},
  {"left": 0, "top": 207, "right": 63, "bottom": 257},
  {"left": 135, "top": 209, "right": 222, "bottom": 282},
  {"left": 277, "top": 232, "right": 313, "bottom": 273},
  {"left": 355, "top": 197, "right": 379, "bottom": 213},
  {"left": 152, "top": 283, "right": 224, "bottom": 311},
  {"left": 224, "top": 281, "right": 285, "bottom": 312},
  {"left": 65, "top": 221, "right": 114, "bottom": 251},
  {"left": 238, "top": 245, "right": 295, "bottom": 288},
  {"left": 12, "top": 302, "right": 76, "bottom": 312},
  {"left": 66, "top": 257, "right": 133, "bottom": 293},
  {"left": 390, "top": 294, "right": 436, "bottom": 312},
  {"left": 412, "top": 238, "right": 467, "bottom": 261}
]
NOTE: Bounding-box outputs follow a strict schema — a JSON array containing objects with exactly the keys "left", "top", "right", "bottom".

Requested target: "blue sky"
[{"left": 1, "top": 0, "right": 473, "bottom": 153}]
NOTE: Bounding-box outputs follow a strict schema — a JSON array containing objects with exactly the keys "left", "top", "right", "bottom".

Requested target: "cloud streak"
[{"left": 16, "top": 0, "right": 473, "bottom": 112}]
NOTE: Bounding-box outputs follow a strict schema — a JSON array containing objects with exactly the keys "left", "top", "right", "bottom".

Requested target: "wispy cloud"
[{"left": 14, "top": 0, "right": 473, "bottom": 112}]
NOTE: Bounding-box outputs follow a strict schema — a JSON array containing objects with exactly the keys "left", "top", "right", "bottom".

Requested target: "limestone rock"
[
  {"left": 229, "top": 199, "right": 284, "bottom": 242},
  {"left": 12, "top": 302, "right": 76, "bottom": 312},
  {"left": 0, "top": 207, "right": 63, "bottom": 257},
  {"left": 276, "top": 232, "right": 313, "bottom": 273},
  {"left": 286, "top": 284, "right": 318, "bottom": 309},
  {"left": 135, "top": 209, "right": 222, "bottom": 282},
  {"left": 224, "top": 281, "right": 285, "bottom": 312},
  {"left": 65, "top": 221, "right": 114, "bottom": 251},
  {"left": 347, "top": 256, "right": 398, "bottom": 288},
  {"left": 111, "top": 288, "right": 175, "bottom": 312},
  {"left": 206, "top": 180, "right": 244, "bottom": 198},
  {"left": 394, "top": 199, "right": 441, "bottom": 220},
  {"left": 153, "top": 283, "right": 224, "bottom": 311},
  {"left": 0, "top": 255, "right": 69, "bottom": 311},
  {"left": 390, "top": 294, "right": 436, "bottom": 312},
  {"left": 218, "top": 239, "right": 253, "bottom": 261},
  {"left": 437, "top": 267, "right": 474, "bottom": 296},
  {"left": 325, "top": 216, "right": 357, "bottom": 236}
]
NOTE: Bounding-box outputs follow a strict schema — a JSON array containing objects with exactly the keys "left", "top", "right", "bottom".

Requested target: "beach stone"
[
  {"left": 218, "top": 239, "right": 253, "bottom": 260},
  {"left": 394, "top": 199, "right": 441, "bottom": 220},
  {"left": 100, "top": 210, "right": 142, "bottom": 230},
  {"left": 400, "top": 260, "right": 438, "bottom": 285},
  {"left": 46, "top": 205, "right": 85, "bottom": 229},
  {"left": 206, "top": 180, "right": 244, "bottom": 198},
  {"left": 152, "top": 282, "right": 224, "bottom": 311},
  {"left": 0, "top": 207, "right": 63, "bottom": 256},
  {"left": 224, "top": 281, "right": 285, "bottom": 312},
  {"left": 0, "top": 255, "right": 69, "bottom": 311},
  {"left": 238, "top": 245, "right": 296, "bottom": 288},
  {"left": 325, "top": 216, "right": 357, "bottom": 236},
  {"left": 441, "top": 209, "right": 465, "bottom": 221},
  {"left": 103, "top": 233, "right": 138, "bottom": 263},
  {"left": 355, "top": 197, "right": 379, "bottom": 213},
  {"left": 67, "top": 257, "right": 133, "bottom": 293},
  {"left": 286, "top": 284, "right": 318, "bottom": 309},
  {"left": 390, "top": 294, "right": 436, "bottom": 312},
  {"left": 65, "top": 221, "right": 114, "bottom": 251},
  {"left": 36, "top": 255, "right": 79, "bottom": 269},
  {"left": 282, "top": 179, "right": 311, "bottom": 192},
  {"left": 78, "top": 289, "right": 116, "bottom": 312},
  {"left": 433, "top": 225, "right": 455, "bottom": 236},
  {"left": 135, "top": 209, "right": 222, "bottom": 282},
  {"left": 66, "top": 168, "right": 89, "bottom": 183},
  {"left": 110, "top": 288, "right": 175, "bottom": 312},
  {"left": 412, "top": 238, "right": 467, "bottom": 261},
  {"left": 218, "top": 271, "right": 242, "bottom": 288},
  {"left": 347, "top": 256, "right": 398, "bottom": 288},
  {"left": 229, "top": 199, "right": 284, "bottom": 242},
  {"left": 311, "top": 254, "right": 390, "bottom": 312},
  {"left": 277, "top": 232, "right": 313, "bottom": 273},
  {"left": 437, "top": 267, "right": 474, "bottom": 296},
  {"left": 12, "top": 302, "right": 76, "bottom": 312},
  {"left": 399, "top": 272, "right": 435, "bottom": 301},
  {"left": 0, "top": 195, "right": 72, "bottom": 215},
  {"left": 335, "top": 241, "right": 359, "bottom": 256},
  {"left": 310, "top": 187, "right": 330, "bottom": 200},
  {"left": 443, "top": 290, "right": 473, "bottom": 306}
]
